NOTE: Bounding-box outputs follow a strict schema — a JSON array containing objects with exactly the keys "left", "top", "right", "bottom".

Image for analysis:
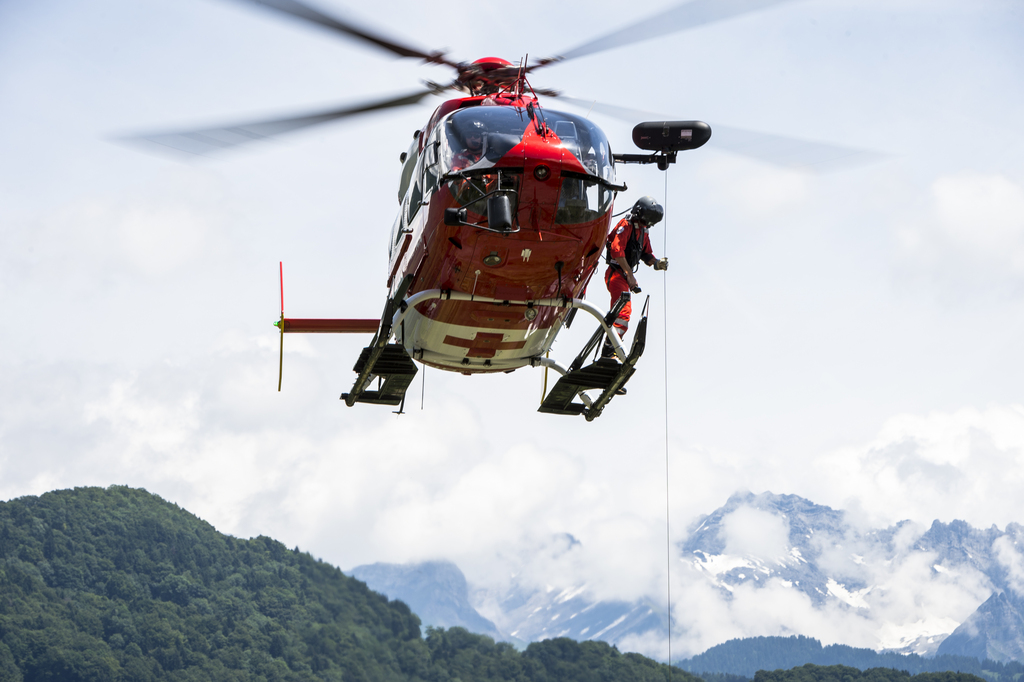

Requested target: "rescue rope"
[{"left": 663, "top": 168, "right": 673, "bottom": 676}]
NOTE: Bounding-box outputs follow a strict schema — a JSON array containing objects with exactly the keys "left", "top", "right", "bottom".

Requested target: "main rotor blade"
[
  {"left": 706, "top": 124, "right": 888, "bottom": 172},
  {"left": 554, "top": 96, "right": 887, "bottom": 172},
  {"left": 541, "top": 0, "right": 802, "bottom": 66},
  {"left": 121, "top": 89, "right": 437, "bottom": 156},
  {"left": 229, "top": 0, "right": 458, "bottom": 67}
]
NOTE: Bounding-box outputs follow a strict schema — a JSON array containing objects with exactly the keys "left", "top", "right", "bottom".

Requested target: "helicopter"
[{"left": 135, "top": 0, "right": 855, "bottom": 420}]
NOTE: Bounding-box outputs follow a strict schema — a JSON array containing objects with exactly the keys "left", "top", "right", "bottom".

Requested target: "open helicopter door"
[{"left": 275, "top": 264, "right": 417, "bottom": 407}]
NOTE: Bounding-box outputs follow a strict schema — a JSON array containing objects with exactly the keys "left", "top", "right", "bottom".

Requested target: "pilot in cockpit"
[{"left": 451, "top": 120, "right": 485, "bottom": 171}]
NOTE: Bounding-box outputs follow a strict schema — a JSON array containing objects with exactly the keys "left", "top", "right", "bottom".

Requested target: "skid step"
[
  {"left": 341, "top": 344, "right": 418, "bottom": 406},
  {"left": 539, "top": 359, "right": 630, "bottom": 416},
  {"left": 539, "top": 298, "right": 649, "bottom": 421}
]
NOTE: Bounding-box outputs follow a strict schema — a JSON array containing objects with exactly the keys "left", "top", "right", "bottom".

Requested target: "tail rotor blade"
[{"left": 277, "top": 262, "right": 285, "bottom": 392}]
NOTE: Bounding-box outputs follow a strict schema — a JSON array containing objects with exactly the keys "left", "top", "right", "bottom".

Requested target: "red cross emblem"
[{"left": 443, "top": 332, "right": 526, "bottom": 358}]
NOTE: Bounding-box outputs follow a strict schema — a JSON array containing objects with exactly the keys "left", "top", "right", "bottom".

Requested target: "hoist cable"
[{"left": 663, "top": 168, "right": 673, "bottom": 676}]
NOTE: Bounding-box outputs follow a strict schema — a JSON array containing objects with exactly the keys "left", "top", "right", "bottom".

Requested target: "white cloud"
[
  {"left": 698, "top": 155, "right": 810, "bottom": 219},
  {"left": 994, "top": 535, "right": 1024, "bottom": 597},
  {"left": 2, "top": 344, "right": 1022, "bottom": 661},
  {"left": 0, "top": 343, "right": 669, "bottom": 606},
  {"left": 811, "top": 405, "right": 1024, "bottom": 528},
  {"left": 721, "top": 506, "right": 791, "bottom": 560},
  {"left": 117, "top": 203, "right": 211, "bottom": 276},
  {"left": 933, "top": 173, "right": 1024, "bottom": 271},
  {"left": 897, "top": 172, "right": 1024, "bottom": 288},
  {"left": 2, "top": 167, "right": 231, "bottom": 291}
]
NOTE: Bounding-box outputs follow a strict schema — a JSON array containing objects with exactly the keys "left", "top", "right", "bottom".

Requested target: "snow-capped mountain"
[
  {"left": 479, "top": 583, "right": 663, "bottom": 646},
  {"left": 680, "top": 491, "right": 1023, "bottom": 655},
  {"left": 350, "top": 491, "right": 1024, "bottom": 661},
  {"left": 682, "top": 491, "right": 860, "bottom": 605}
]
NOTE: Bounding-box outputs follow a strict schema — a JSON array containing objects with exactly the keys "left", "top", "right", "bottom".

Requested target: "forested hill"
[
  {"left": 0, "top": 486, "right": 696, "bottom": 681},
  {"left": 680, "top": 636, "right": 1024, "bottom": 682},
  {"left": 754, "top": 665, "right": 985, "bottom": 682}
]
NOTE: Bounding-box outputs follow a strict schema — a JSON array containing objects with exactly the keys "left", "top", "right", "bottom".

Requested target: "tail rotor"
[{"left": 276, "top": 261, "right": 284, "bottom": 391}]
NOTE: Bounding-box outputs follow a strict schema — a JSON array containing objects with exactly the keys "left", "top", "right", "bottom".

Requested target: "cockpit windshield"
[
  {"left": 443, "top": 107, "right": 530, "bottom": 174},
  {"left": 440, "top": 106, "right": 615, "bottom": 183},
  {"left": 544, "top": 110, "right": 616, "bottom": 184}
]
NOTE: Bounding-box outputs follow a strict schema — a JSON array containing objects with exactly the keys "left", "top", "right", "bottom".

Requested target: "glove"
[
  {"left": 631, "top": 285, "right": 642, "bottom": 294},
  {"left": 654, "top": 258, "right": 669, "bottom": 271}
]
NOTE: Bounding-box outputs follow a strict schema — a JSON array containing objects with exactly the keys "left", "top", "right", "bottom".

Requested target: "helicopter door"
[{"left": 402, "top": 127, "right": 443, "bottom": 228}]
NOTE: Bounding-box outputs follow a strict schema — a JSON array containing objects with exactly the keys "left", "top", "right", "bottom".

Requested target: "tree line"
[{"left": 679, "top": 635, "right": 1024, "bottom": 682}]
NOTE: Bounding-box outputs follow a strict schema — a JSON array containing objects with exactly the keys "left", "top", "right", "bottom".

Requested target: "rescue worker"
[{"left": 602, "top": 196, "right": 669, "bottom": 359}]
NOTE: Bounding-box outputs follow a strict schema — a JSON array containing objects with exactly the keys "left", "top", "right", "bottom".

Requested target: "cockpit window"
[
  {"left": 439, "top": 105, "right": 615, "bottom": 185},
  {"left": 544, "top": 110, "right": 616, "bottom": 184},
  {"left": 447, "top": 170, "right": 522, "bottom": 215},
  {"left": 555, "top": 172, "right": 614, "bottom": 225},
  {"left": 443, "top": 107, "right": 530, "bottom": 174}
]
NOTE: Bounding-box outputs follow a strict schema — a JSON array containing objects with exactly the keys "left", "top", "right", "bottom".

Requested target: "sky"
[{"left": 2, "top": 0, "right": 1024, "bottom": 659}]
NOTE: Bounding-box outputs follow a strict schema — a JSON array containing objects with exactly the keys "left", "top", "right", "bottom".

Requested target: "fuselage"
[{"left": 388, "top": 95, "right": 621, "bottom": 374}]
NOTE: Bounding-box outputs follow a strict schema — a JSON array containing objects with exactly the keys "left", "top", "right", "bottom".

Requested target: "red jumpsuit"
[
  {"left": 451, "top": 149, "right": 482, "bottom": 172},
  {"left": 605, "top": 217, "right": 655, "bottom": 336}
]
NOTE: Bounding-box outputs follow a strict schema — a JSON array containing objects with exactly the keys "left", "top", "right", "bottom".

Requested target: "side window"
[
  {"left": 404, "top": 131, "right": 437, "bottom": 224},
  {"left": 388, "top": 213, "right": 403, "bottom": 258},
  {"left": 422, "top": 128, "right": 442, "bottom": 198},
  {"left": 405, "top": 174, "right": 422, "bottom": 224},
  {"left": 397, "top": 132, "right": 421, "bottom": 203}
]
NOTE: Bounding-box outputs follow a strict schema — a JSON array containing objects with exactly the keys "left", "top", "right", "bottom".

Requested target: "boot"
[{"left": 600, "top": 337, "right": 616, "bottom": 360}]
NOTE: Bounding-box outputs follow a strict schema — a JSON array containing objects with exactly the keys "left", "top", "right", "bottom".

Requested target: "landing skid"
[
  {"left": 341, "top": 344, "right": 418, "bottom": 406},
  {"left": 280, "top": 268, "right": 647, "bottom": 417}
]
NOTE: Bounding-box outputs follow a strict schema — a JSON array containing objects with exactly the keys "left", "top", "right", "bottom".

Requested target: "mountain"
[
  {"left": 0, "top": 485, "right": 425, "bottom": 680},
  {"left": 679, "top": 492, "right": 1024, "bottom": 656},
  {"left": 0, "top": 485, "right": 695, "bottom": 681},
  {"left": 676, "top": 635, "right": 1024, "bottom": 680},
  {"left": 479, "top": 581, "right": 664, "bottom": 646},
  {"left": 937, "top": 590, "right": 1024, "bottom": 662},
  {"left": 352, "top": 558, "right": 665, "bottom": 647},
  {"left": 353, "top": 491, "right": 1024, "bottom": 661},
  {"left": 682, "top": 491, "right": 856, "bottom": 605},
  {"left": 350, "top": 561, "right": 504, "bottom": 641}
]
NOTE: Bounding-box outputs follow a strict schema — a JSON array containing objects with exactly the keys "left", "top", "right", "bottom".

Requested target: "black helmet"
[
  {"left": 631, "top": 196, "right": 664, "bottom": 226},
  {"left": 461, "top": 119, "right": 485, "bottom": 138}
]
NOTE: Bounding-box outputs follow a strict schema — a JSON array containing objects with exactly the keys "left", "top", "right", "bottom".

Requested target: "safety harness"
[{"left": 606, "top": 217, "right": 649, "bottom": 273}]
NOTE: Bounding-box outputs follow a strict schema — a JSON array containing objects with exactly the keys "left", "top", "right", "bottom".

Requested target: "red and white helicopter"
[{"left": 137, "top": 0, "right": 856, "bottom": 420}]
